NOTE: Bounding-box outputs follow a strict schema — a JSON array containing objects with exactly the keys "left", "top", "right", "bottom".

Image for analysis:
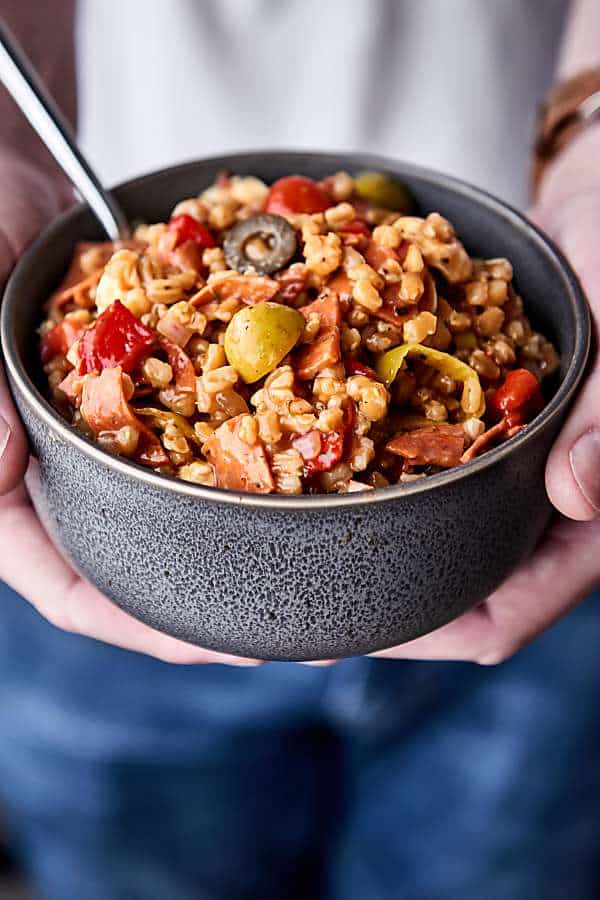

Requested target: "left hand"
[
  {"left": 370, "top": 144, "right": 600, "bottom": 664},
  {"left": 0, "top": 158, "right": 261, "bottom": 667}
]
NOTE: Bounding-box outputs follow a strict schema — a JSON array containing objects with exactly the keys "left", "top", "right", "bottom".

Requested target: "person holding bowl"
[{"left": 0, "top": 1, "right": 599, "bottom": 897}]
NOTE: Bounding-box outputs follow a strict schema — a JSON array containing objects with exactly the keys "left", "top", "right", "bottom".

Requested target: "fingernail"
[
  {"left": 297, "top": 659, "right": 337, "bottom": 666},
  {"left": 570, "top": 430, "right": 600, "bottom": 513},
  {"left": 0, "top": 414, "right": 11, "bottom": 461},
  {"left": 214, "top": 656, "right": 262, "bottom": 667}
]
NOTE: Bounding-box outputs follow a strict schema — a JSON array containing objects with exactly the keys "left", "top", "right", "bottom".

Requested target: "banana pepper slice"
[
  {"left": 375, "top": 343, "right": 485, "bottom": 418},
  {"left": 136, "top": 408, "right": 200, "bottom": 444}
]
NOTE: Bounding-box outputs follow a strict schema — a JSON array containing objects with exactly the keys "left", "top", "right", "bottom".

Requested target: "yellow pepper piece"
[
  {"left": 136, "top": 408, "right": 200, "bottom": 443},
  {"left": 375, "top": 343, "right": 485, "bottom": 417},
  {"left": 354, "top": 172, "right": 413, "bottom": 212}
]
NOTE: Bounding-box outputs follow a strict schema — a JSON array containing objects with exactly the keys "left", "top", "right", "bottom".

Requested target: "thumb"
[
  {"left": 0, "top": 219, "right": 29, "bottom": 497},
  {"left": 542, "top": 192, "right": 600, "bottom": 520},
  {"left": 0, "top": 159, "right": 71, "bottom": 496}
]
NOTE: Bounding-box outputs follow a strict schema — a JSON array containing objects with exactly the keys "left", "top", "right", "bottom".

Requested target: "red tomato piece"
[
  {"left": 297, "top": 430, "right": 344, "bottom": 477},
  {"left": 41, "top": 318, "right": 88, "bottom": 364},
  {"left": 488, "top": 368, "right": 544, "bottom": 428},
  {"left": 77, "top": 300, "right": 156, "bottom": 375},
  {"left": 339, "top": 219, "right": 371, "bottom": 238},
  {"left": 292, "top": 402, "right": 355, "bottom": 478},
  {"left": 264, "top": 176, "right": 330, "bottom": 215},
  {"left": 168, "top": 214, "right": 216, "bottom": 250},
  {"left": 343, "top": 356, "right": 379, "bottom": 379}
]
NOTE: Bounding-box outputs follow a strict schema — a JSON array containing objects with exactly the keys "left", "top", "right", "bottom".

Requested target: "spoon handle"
[{"left": 0, "top": 20, "right": 130, "bottom": 240}]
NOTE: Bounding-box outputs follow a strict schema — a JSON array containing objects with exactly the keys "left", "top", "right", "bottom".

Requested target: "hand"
[
  {"left": 370, "top": 140, "right": 600, "bottom": 664},
  {"left": 0, "top": 159, "right": 260, "bottom": 666}
]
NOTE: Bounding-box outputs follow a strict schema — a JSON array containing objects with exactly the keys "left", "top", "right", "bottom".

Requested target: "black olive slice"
[{"left": 223, "top": 214, "right": 297, "bottom": 275}]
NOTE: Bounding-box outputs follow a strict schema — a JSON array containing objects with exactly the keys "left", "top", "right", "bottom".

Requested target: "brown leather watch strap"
[{"left": 531, "top": 67, "right": 600, "bottom": 202}]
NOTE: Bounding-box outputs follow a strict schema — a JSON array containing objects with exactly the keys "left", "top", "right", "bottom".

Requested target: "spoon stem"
[{"left": 0, "top": 20, "right": 130, "bottom": 241}]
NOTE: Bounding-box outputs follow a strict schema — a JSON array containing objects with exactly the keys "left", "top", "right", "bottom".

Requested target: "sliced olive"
[
  {"left": 354, "top": 171, "right": 413, "bottom": 212},
  {"left": 224, "top": 301, "right": 304, "bottom": 383},
  {"left": 223, "top": 214, "right": 297, "bottom": 275}
]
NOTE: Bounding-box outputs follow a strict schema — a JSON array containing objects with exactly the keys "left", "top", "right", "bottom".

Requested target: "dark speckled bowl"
[{"left": 0, "top": 151, "right": 590, "bottom": 660}]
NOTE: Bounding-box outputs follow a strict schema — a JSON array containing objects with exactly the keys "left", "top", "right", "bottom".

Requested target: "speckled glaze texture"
[{"left": 1, "top": 152, "right": 590, "bottom": 660}]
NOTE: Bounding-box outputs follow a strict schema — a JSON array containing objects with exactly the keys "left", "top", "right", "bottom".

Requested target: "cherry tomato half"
[
  {"left": 41, "top": 318, "right": 88, "bottom": 365},
  {"left": 168, "top": 214, "right": 216, "bottom": 249},
  {"left": 339, "top": 219, "right": 371, "bottom": 238},
  {"left": 264, "top": 176, "right": 330, "bottom": 216},
  {"left": 488, "top": 368, "right": 544, "bottom": 428}
]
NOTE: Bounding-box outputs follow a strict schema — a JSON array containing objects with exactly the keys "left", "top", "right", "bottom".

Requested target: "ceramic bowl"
[{"left": 0, "top": 151, "right": 590, "bottom": 660}]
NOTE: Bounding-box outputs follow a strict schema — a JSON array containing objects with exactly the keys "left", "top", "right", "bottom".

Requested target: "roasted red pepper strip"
[
  {"left": 41, "top": 318, "right": 88, "bottom": 364},
  {"left": 306, "top": 431, "right": 344, "bottom": 476},
  {"left": 292, "top": 430, "right": 344, "bottom": 477},
  {"left": 77, "top": 300, "right": 156, "bottom": 375},
  {"left": 292, "top": 403, "right": 354, "bottom": 478},
  {"left": 488, "top": 368, "right": 544, "bottom": 428},
  {"left": 168, "top": 213, "right": 216, "bottom": 250}
]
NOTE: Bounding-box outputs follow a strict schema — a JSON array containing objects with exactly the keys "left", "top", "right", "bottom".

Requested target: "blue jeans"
[{"left": 0, "top": 582, "right": 599, "bottom": 900}]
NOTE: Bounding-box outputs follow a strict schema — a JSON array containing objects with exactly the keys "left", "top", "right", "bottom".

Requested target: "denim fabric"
[{"left": 0, "top": 582, "right": 599, "bottom": 900}]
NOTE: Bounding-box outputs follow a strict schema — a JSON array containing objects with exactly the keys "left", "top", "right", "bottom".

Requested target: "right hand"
[{"left": 0, "top": 159, "right": 260, "bottom": 665}]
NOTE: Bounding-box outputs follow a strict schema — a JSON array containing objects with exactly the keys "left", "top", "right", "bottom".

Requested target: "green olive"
[
  {"left": 354, "top": 171, "right": 413, "bottom": 212},
  {"left": 223, "top": 214, "right": 297, "bottom": 275},
  {"left": 224, "top": 302, "right": 304, "bottom": 383}
]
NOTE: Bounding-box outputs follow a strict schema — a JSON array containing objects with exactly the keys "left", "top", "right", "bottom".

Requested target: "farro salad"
[{"left": 40, "top": 171, "right": 559, "bottom": 495}]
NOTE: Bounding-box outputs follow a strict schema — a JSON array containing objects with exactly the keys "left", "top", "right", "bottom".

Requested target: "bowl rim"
[{"left": 0, "top": 149, "right": 591, "bottom": 510}]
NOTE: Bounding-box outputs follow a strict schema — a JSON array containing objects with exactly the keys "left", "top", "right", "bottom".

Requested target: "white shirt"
[{"left": 77, "top": 0, "right": 569, "bottom": 206}]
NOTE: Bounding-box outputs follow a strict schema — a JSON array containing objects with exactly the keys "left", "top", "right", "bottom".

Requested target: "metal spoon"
[{"left": 0, "top": 19, "right": 130, "bottom": 240}]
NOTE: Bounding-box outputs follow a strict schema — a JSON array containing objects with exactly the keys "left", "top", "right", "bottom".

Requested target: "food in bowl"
[{"left": 39, "top": 171, "right": 559, "bottom": 495}]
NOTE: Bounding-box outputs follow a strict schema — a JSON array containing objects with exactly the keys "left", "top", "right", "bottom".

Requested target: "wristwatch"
[{"left": 531, "top": 66, "right": 600, "bottom": 201}]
